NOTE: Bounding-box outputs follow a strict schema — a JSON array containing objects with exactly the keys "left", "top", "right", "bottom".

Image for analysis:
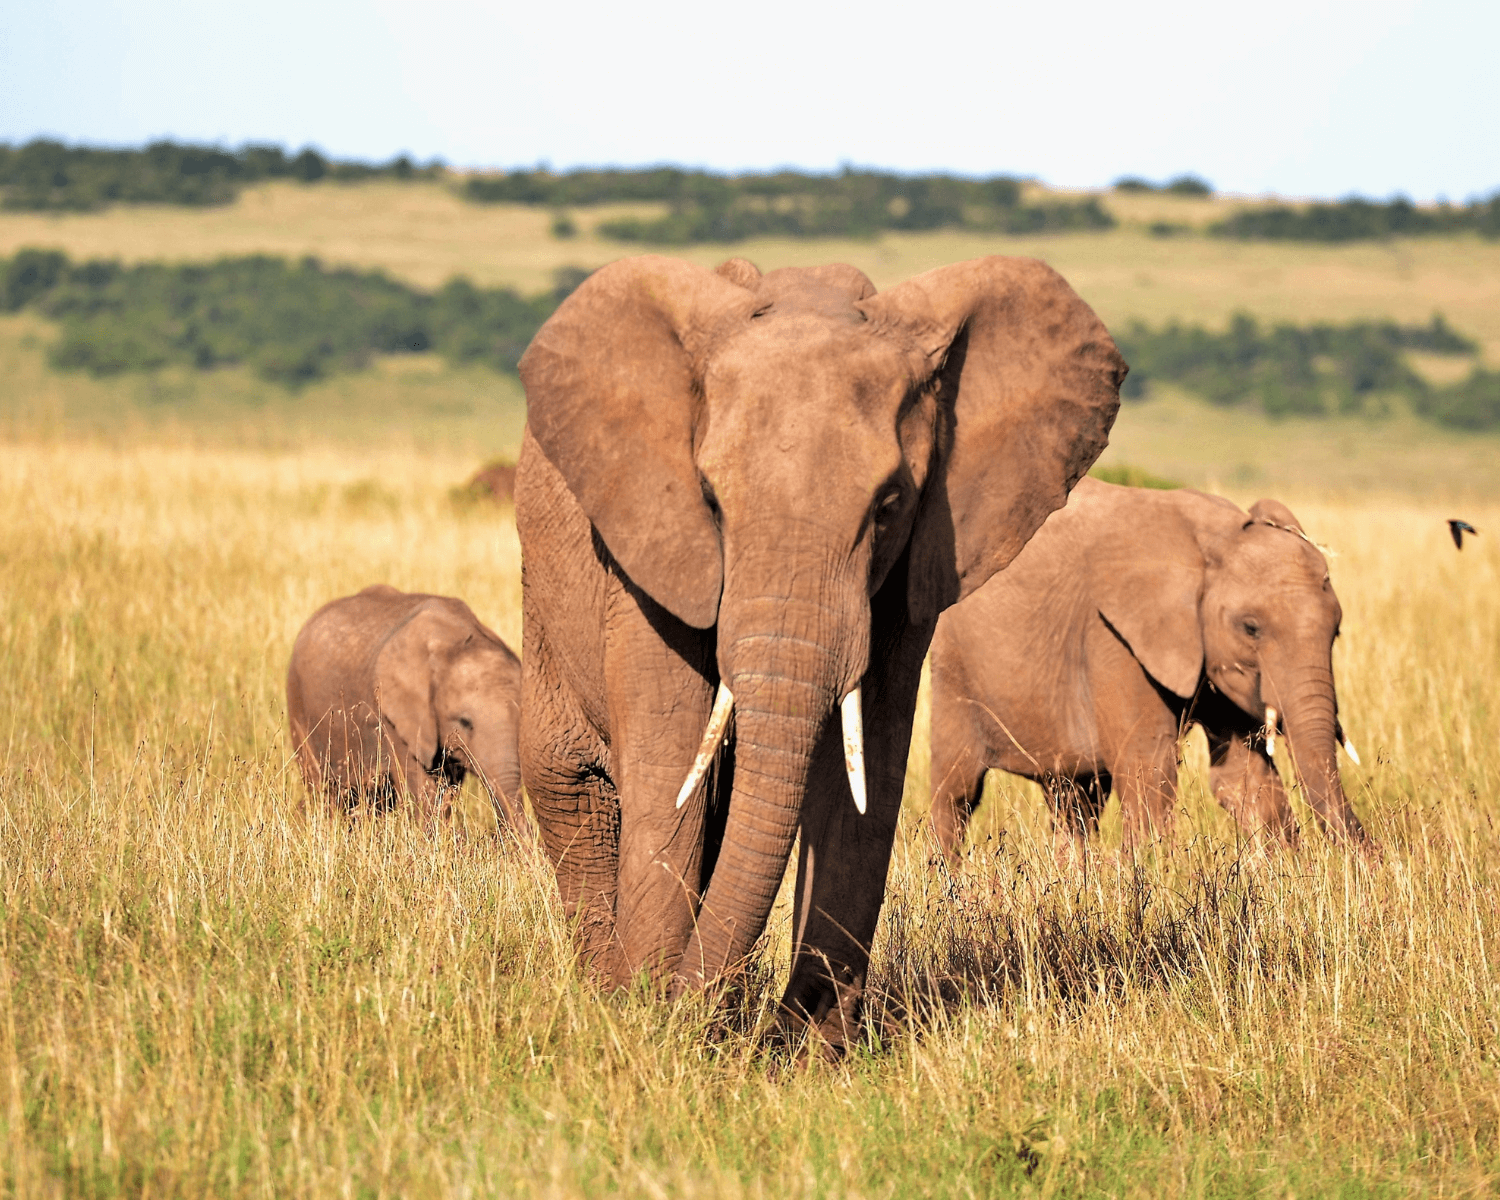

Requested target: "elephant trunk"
[
  {"left": 469, "top": 727, "right": 531, "bottom": 837},
  {"left": 674, "top": 543, "right": 869, "bottom": 992},
  {"left": 1272, "top": 659, "right": 1368, "bottom": 846}
]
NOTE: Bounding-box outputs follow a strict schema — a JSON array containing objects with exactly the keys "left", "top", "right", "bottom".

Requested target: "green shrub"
[
  {"left": 467, "top": 166, "right": 1112, "bottom": 243},
  {"left": 1113, "top": 175, "right": 1213, "bottom": 196},
  {"left": 1115, "top": 313, "right": 1491, "bottom": 427},
  {"left": 1166, "top": 175, "right": 1212, "bottom": 196},
  {"left": 1089, "top": 464, "right": 1182, "bottom": 489},
  {"left": 2, "top": 248, "right": 67, "bottom": 310},
  {"left": 0, "top": 249, "right": 592, "bottom": 387},
  {"left": 1210, "top": 193, "right": 1500, "bottom": 242},
  {"left": 1415, "top": 369, "right": 1500, "bottom": 431},
  {"left": 0, "top": 139, "right": 444, "bottom": 212}
]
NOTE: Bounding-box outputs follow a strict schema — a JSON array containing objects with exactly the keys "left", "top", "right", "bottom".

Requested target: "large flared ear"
[
  {"left": 519, "top": 256, "right": 759, "bottom": 629},
  {"left": 373, "top": 609, "right": 445, "bottom": 773},
  {"left": 860, "top": 257, "right": 1126, "bottom": 624},
  {"left": 1087, "top": 489, "right": 1207, "bottom": 699}
]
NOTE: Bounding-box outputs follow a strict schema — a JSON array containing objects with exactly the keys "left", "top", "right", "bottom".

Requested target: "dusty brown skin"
[
  {"left": 515, "top": 254, "right": 1125, "bottom": 1052},
  {"left": 287, "top": 585, "right": 530, "bottom": 834},
  {"left": 929, "top": 478, "right": 1372, "bottom": 861}
]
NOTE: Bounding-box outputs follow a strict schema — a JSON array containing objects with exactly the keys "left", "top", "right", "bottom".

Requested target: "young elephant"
[
  {"left": 287, "top": 585, "right": 530, "bottom": 833},
  {"left": 929, "top": 478, "right": 1371, "bottom": 859}
]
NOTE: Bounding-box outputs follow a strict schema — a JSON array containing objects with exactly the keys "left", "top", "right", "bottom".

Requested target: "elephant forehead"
[
  {"left": 1231, "top": 526, "right": 1331, "bottom": 584},
  {"left": 706, "top": 315, "right": 917, "bottom": 411}
]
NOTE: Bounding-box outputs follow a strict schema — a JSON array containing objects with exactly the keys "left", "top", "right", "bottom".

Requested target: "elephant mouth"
[{"left": 674, "top": 681, "right": 868, "bottom": 816}]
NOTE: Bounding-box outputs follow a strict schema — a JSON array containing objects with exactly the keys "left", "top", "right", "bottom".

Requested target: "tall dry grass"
[{"left": 1, "top": 441, "right": 1498, "bottom": 1196}]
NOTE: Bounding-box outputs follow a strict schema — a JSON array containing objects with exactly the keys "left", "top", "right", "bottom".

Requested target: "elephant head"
[
  {"left": 375, "top": 604, "right": 528, "bottom": 832},
  {"left": 520, "top": 255, "right": 1125, "bottom": 986},
  {"left": 1092, "top": 486, "right": 1368, "bottom": 846}
]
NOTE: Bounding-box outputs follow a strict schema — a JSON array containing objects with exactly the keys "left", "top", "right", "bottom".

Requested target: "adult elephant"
[
  {"left": 515, "top": 254, "right": 1125, "bottom": 1052},
  {"left": 929, "top": 478, "right": 1373, "bottom": 860}
]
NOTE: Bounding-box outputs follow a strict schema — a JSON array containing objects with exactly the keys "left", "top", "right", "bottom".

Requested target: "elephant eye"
[
  {"left": 1240, "top": 617, "right": 1261, "bottom": 639},
  {"left": 699, "top": 475, "right": 722, "bottom": 523},
  {"left": 874, "top": 488, "right": 903, "bottom": 524}
]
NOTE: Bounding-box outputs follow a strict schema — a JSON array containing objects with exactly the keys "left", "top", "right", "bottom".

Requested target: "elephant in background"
[
  {"left": 515, "top": 253, "right": 1125, "bottom": 1052},
  {"left": 287, "top": 585, "right": 530, "bottom": 835},
  {"left": 929, "top": 478, "right": 1372, "bottom": 860}
]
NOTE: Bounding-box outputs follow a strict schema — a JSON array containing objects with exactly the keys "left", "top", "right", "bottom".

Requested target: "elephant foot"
[{"left": 774, "top": 965, "right": 868, "bottom": 1062}]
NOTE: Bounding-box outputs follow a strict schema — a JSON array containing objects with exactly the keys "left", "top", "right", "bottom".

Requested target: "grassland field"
[{"left": 1, "top": 183, "right": 1499, "bottom": 1196}]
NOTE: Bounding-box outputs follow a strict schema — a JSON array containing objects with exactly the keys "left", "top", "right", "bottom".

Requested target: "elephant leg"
[
  {"left": 605, "top": 581, "right": 718, "bottom": 988},
  {"left": 1206, "top": 727, "right": 1300, "bottom": 849},
  {"left": 520, "top": 634, "right": 621, "bottom": 980},
  {"left": 929, "top": 738, "right": 986, "bottom": 864},
  {"left": 386, "top": 726, "right": 446, "bottom": 830},
  {"left": 780, "top": 611, "right": 931, "bottom": 1057},
  {"left": 1044, "top": 772, "right": 1109, "bottom": 864},
  {"left": 403, "top": 761, "right": 446, "bottom": 829},
  {"left": 1113, "top": 736, "right": 1180, "bottom": 851}
]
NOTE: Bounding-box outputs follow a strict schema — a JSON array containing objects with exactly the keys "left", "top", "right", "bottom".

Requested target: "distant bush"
[
  {"left": 1089, "top": 464, "right": 1182, "bottom": 489},
  {"left": 1115, "top": 313, "right": 1492, "bottom": 427},
  {"left": 1210, "top": 193, "right": 1500, "bottom": 242},
  {"left": 1415, "top": 369, "right": 1500, "bottom": 431},
  {"left": 0, "top": 139, "right": 444, "bottom": 212},
  {"left": 0, "top": 250, "right": 588, "bottom": 387},
  {"left": 464, "top": 166, "right": 1114, "bottom": 243},
  {"left": 1113, "top": 175, "right": 1213, "bottom": 196},
  {"left": 1166, "top": 175, "right": 1212, "bottom": 196}
]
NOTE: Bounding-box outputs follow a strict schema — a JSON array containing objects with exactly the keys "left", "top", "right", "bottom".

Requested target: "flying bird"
[{"left": 1448, "top": 519, "right": 1478, "bottom": 550}]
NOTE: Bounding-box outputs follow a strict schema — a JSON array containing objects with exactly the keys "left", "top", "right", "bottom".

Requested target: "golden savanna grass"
[
  {"left": 2, "top": 438, "right": 1498, "bottom": 1197},
  {"left": 3, "top": 187, "right": 1500, "bottom": 1193}
]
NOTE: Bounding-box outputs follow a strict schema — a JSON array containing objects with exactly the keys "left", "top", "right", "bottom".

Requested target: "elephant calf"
[
  {"left": 287, "top": 585, "right": 530, "bottom": 833},
  {"left": 929, "top": 478, "right": 1371, "bottom": 859}
]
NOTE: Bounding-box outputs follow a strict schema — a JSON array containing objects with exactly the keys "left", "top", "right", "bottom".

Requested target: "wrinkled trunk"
[
  {"left": 674, "top": 539, "right": 867, "bottom": 991},
  {"left": 1272, "top": 659, "right": 1368, "bottom": 845},
  {"left": 469, "top": 736, "right": 531, "bottom": 837}
]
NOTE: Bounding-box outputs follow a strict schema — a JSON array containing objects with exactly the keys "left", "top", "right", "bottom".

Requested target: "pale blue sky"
[{"left": 2, "top": 0, "right": 1495, "bottom": 201}]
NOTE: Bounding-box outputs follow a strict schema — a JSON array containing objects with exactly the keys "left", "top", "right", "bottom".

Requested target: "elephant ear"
[
  {"left": 373, "top": 607, "right": 449, "bottom": 774},
  {"left": 715, "top": 257, "right": 762, "bottom": 288},
  {"left": 519, "top": 256, "right": 760, "bottom": 629},
  {"left": 1088, "top": 490, "right": 1207, "bottom": 699},
  {"left": 860, "top": 257, "right": 1126, "bottom": 624},
  {"left": 1248, "top": 497, "right": 1305, "bottom": 534}
]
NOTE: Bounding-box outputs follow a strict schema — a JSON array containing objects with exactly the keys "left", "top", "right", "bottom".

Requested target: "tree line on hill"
[
  {"left": 1209, "top": 194, "right": 1500, "bottom": 242},
  {"left": 0, "top": 249, "right": 582, "bottom": 386},
  {"left": 1115, "top": 314, "right": 1500, "bottom": 430},
  {"left": 0, "top": 140, "right": 441, "bottom": 211},
  {"left": 2, "top": 247, "right": 1496, "bottom": 430},
  {"left": 465, "top": 166, "right": 1115, "bottom": 243},
  {"left": 5, "top": 139, "right": 1497, "bottom": 247},
  {"left": 1113, "top": 175, "right": 1213, "bottom": 196}
]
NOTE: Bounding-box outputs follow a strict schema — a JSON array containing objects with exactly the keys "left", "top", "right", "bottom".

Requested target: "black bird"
[{"left": 1448, "top": 519, "right": 1478, "bottom": 550}]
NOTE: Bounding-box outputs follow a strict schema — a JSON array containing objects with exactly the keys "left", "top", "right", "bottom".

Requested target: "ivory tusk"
[
  {"left": 1263, "top": 706, "right": 1278, "bottom": 757},
  {"left": 1342, "top": 737, "right": 1362, "bottom": 766},
  {"left": 841, "top": 686, "right": 867, "bottom": 815},
  {"left": 674, "top": 683, "right": 734, "bottom": 809}
]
